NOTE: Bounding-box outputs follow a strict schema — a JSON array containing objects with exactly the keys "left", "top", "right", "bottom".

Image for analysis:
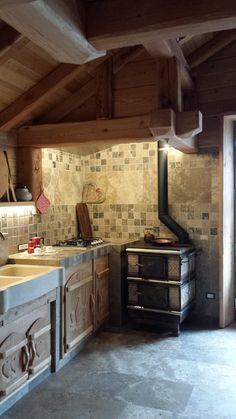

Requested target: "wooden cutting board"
[
  {"left": 76, "top": 203, "right": 93, "bottom": 239},
  {"left": 0, "top": 150, "right": 9, "bottom": 199}
]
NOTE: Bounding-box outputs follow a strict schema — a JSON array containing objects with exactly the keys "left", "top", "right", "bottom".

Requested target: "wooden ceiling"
[{"left": 0, "top": 1, "right": 236, "bottom": 153}]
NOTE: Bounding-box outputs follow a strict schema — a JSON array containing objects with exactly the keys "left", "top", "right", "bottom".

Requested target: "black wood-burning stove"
[
  {"left": 125, "top": 140, "right": 196, "bottom": 336},
  {"left": 126, "top": 241, "right": 196, "bottom": 336}
]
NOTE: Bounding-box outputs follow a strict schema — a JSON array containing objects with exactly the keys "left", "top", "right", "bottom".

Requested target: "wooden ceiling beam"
[
  {"left": 0, "top": 1, "right": 32, "bottom": 7},
  {"left": 87, "top": 0, "right": 236, "bottom": 50},
  {"left": 0, "top": 31, "right": 27, "bottom": 66},
  {"left": 0, "top": 63, "right": 87, "bottom": 131},
  {"left": 0, "top": 0, "right": 104, "bottom": 64},
  {"left": 38, "top": 53, "right": 111, "bottom": 124},
  {"left": 144, "top": 39, "right": 194, "bottom": 91},
  {"left": 188, "top": 29, "right": 236, "bottom": 69},
  {"left": 17, "top": 115, "right": 152, "bottom": 147},
  {"left": 0, "top": 22, "right": 21, "bottom": 54},
  {"left": 39, "top": 79, "right": 96, "bottom": 124}
]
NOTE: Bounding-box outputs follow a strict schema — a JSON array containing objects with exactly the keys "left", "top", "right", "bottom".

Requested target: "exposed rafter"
[
  {"left": 87, "top": 0, "right": 236, "bottom": 50},
  {"left": 0, "top": 0, "right": 105, "bottom": 64},
  {"left": 0, "top": 1, "right": 32, "bottom": 6},
  {"left": 0, "top": 31, "right": 27, "bottom": 66},
  {"left": 0, "top": 22, "right": 21, "bottom": 54},
  {"left": 39, "top": 79, "right": 96, "bottom": 124},
  {"left": 39, "top": 46, "right": 143, "bottom": 124},
  {"left": 0, "top": 63, "right": 87, "bottom": 130},
  {"left": 187, "top": 29, "right": 236, "bottom": 69}
]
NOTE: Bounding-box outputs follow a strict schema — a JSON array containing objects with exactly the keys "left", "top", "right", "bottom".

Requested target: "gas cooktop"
[{"left": 56, "top": 238, "right": 104, "bottom": 248}]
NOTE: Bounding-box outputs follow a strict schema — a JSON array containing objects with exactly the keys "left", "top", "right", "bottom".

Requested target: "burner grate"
[{"left": 56, "top": 238, "right": 104, "bottom": 247}]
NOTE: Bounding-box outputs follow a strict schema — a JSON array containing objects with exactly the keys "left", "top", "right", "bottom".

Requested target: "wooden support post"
[
  {"left": 96, "top": 58, "right": 113, "bottom": 119},
  {"left": 156, "top": 57, "right": 182, "bottom": 111},
  {"left": 168, "top": 57, "right": 182, "bottom": 112},
  {"left": 17, "top": 148, "right": 42, "bottom": 202},
  {"left": 149, "top": 108, "right": 201, "bottom": 153},
  {"left": 156, "top": 60, "right": 170, "bottom": 110}
]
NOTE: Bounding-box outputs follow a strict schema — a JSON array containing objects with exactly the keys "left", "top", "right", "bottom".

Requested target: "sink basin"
[
  {"left": 0, "top": 276, "right": 26, "bottom": 287},
  {"left": 0, "top": 264, "right": 51, "bottom": 277},
  {"left": 0, "top": 264, "right": 64, "bottom": 313}
]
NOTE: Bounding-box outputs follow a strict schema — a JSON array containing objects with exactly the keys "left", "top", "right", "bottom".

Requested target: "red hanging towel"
[{"left": 36, "top": 191, "right": 50, "bottom": 214}]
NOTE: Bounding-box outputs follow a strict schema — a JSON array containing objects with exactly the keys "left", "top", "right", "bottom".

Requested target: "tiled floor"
[{"left": 3, "top": 323, "right": 236, "bottom": 419}]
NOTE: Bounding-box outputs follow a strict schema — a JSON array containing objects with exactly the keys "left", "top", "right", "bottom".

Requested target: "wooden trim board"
[{"left": 219, "top": 114, "right": 235, "bottom": 327}]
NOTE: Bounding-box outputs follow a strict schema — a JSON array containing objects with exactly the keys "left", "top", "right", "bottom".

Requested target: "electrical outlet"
[
  {"left": 206, "top": 292, "right": 216, "bottom": 299},
  {"left": 18, "top": 243, "right": 28, "bottom": 251}
]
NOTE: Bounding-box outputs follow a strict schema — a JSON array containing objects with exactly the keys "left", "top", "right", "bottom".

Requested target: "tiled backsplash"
[
  {"left": 2, "top": 144, "right": 219, "bottom": 249},
  {"left": 0, "top": 205, "right": 76, "bottom": 253},
  {"left": 88, "top": 201, "right": 219, "bottom": 242},
  {"left": 1, "top": 143, "right": 220, "bottom": 320}
]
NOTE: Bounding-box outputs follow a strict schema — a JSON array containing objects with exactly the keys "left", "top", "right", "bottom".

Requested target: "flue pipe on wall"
[{"left": 158, "top": 139, "right": 190, "bottom": 244}]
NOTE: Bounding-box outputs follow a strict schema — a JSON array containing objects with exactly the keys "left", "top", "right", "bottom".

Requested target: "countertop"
[{"left": 8, "top": 239, "right": 137, "bottom": 269}]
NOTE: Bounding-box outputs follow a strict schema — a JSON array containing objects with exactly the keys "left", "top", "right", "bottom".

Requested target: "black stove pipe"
[{"left": 158, "top": 140, "right": 190, "bottom": 244}]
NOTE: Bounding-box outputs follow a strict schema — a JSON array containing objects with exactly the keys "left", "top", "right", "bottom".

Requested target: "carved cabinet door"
[
  {"left": 0, "top": 333, "right": 28, "bottom": 397},
  {"left": 27, "top": 316, "right": 51, "bottom": 376},
  {"left": 65, "top": 262, "right": 94, "bottom": 351},
  {"left": 95, "top": 256, "right": 110, "bottom": 330}
]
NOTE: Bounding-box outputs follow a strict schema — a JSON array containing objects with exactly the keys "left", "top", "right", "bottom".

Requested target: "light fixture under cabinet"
[{"left": 0, "top": 202, "right": 36, "bottom": 215}]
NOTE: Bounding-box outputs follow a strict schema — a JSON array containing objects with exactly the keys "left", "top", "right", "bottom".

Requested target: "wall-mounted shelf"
[{"left": 0, "top": 202, "right": 35, "bottom": 207}]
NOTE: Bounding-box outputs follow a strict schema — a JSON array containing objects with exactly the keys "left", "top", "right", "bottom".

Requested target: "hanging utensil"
[
  {"left": 3, "top": 150, "right": 16, "bottom": 202},
  {"left": 0, "top": 150, "right": 9, "bottom": 200}
]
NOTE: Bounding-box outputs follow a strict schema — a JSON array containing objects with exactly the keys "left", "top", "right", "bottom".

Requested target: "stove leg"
[{"left": 172, "top": 324, "right": 180, "bottom": 337}]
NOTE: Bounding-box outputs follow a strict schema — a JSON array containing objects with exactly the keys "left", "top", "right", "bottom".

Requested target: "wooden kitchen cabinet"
[
  {"left": 27, "top": 317, "right": 51, "bottom": 375},
  {"left": 0, "top": 332, "right": 28, "bottom": 397},
  {"left": 0, "top": 302, "right": 51, "bottom": 400},
  {"left": 64, "top": 256, "right": 110, "bottom": 352},
  {"left": 64, "top": 261, "right": 94, "bottom": 351},
  {"left": 94, "top": 255, "right": 110, "bottom": 330}
]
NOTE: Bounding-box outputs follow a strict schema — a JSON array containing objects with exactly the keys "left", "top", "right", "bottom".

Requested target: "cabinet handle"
[
  {"left": 96, "top": 268, "right": 109, "bottom": 279},
  {"left": 31, "top": 341, "right": 37, "bottom": 366},
  {"left": 22, "top": 344, "right": 30, "bottom": 372}
]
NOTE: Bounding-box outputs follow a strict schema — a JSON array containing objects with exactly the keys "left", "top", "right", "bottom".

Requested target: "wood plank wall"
[
  {"left": 58, "top": 45, "right": 236, "bottom": 154},
  {"left": 196, "top": 40, "right": 236, "bottom": 153},
  {"left": 63, "top": 51, "right": 157, "bottom": 123},
  {"left": 113, "top": 52, "right": 156, "bottom": 118}
]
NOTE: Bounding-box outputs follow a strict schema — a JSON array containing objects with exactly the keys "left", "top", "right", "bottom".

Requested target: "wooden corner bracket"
[{"left": 149, "top": 108, "right": 202, "bottom": 153}]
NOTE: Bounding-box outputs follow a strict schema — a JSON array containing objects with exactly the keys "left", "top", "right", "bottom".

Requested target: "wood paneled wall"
[
  {"left": 196, "top": 40, "right": 236, "bottom": 153},
  {"left": 33, "top": 44, "right": 236, "bottom": 154}
]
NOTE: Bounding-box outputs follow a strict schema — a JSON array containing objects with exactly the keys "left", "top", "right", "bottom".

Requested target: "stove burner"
[{"left": 56, "top": 238, "right": 104, "bottom": 248}]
